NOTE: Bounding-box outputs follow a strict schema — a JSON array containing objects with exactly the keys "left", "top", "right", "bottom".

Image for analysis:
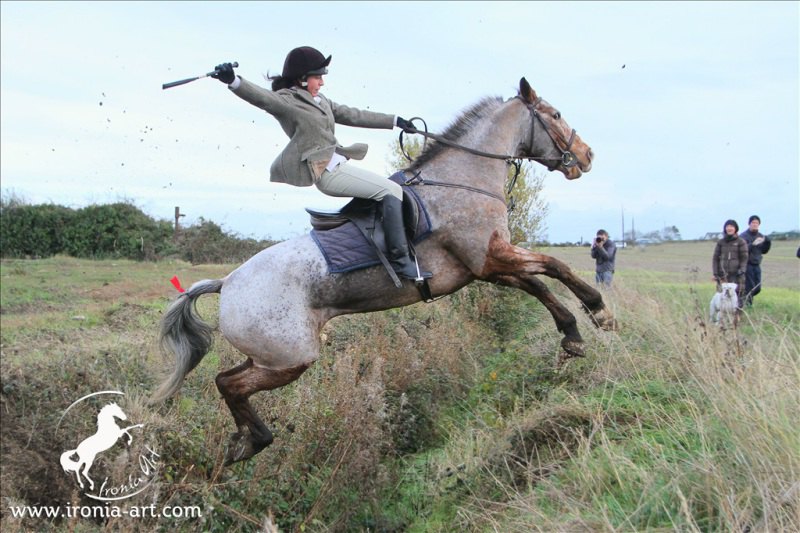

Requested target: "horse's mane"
[{"left": 408, "top": 96, "right": 504, "bottom": 171}]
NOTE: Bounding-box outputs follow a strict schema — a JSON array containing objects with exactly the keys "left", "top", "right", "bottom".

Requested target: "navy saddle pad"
[{"left": 308, "top": 172, "right": 432, "bottom": 274}]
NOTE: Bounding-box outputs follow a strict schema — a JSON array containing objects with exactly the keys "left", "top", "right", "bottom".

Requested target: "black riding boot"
[{"left": 381, "top": 195, "right": 432, "bottom": 281}]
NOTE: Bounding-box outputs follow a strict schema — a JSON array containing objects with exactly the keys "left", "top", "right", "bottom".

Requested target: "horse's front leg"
[
  {"left": 481, "top": 231, "right": 618, "bottom": 332},
  {"left": 215, "top": 358, "right": 312, "bottom": 465},
  {"left": 491, "top": 273, "right": 585, "bottom": 357}
]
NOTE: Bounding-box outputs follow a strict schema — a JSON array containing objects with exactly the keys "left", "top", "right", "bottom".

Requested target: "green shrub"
[
  {"left": 61, "top": 202, "right": 175, "bottom": 260},
  {"left": 0, "top": 202, "right": 75, "bottom": 258},
  {"left": 178, "top": 218, "right": 276, "bottom": 264}
]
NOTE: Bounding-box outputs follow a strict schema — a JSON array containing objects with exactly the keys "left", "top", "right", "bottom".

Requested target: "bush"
[
  {"left": 0, "top": 202, "right": 75, "bottom": 258},
  {"left": 178, "top": 218, "right": 276, "bottom": 264},
  {"left": 0, "top": 197, "right": 275, "bottom": 262},
  {"left": 61, "top": 202, "right": 175, "bottom": 260}
]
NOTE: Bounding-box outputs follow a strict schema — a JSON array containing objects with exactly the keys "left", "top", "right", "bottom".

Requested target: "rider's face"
[{"left": 305, "top": 75, "right": 324, "bottom": 97}]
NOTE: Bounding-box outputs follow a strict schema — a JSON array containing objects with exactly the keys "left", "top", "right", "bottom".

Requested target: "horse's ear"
[{"left": 519, "top": 77, "right": 538, "bottom": 103}]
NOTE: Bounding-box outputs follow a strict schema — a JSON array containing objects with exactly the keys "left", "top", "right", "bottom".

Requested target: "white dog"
[{"left": 710, "top": 282, "right": 739, "bottom": 325}]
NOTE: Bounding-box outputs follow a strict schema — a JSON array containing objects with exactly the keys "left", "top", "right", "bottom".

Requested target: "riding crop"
[{"left": 162, "top": 62, "right": 239, "bottom": 90}]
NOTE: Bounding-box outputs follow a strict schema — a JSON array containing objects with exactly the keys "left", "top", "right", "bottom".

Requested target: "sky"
[{"left": 2, "top": 1, "right": 798, "bottom": 244}]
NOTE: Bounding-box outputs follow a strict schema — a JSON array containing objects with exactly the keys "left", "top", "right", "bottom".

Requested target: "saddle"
[{"left": 306, "top": 172, "right": 433, "bottom": 293}]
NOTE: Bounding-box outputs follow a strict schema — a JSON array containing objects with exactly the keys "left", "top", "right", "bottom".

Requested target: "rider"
[{"left": 211, "top": 46, "right": 431, "bottom": 282}]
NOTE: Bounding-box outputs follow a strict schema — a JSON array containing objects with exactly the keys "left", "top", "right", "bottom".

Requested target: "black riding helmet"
[{"left": 282, "top": 46, "right": 331, "bottom": 80}]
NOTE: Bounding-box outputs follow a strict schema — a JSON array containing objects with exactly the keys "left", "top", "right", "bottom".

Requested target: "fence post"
[{"left": 174, "top": 206, "right": 186, "bottom": 241}]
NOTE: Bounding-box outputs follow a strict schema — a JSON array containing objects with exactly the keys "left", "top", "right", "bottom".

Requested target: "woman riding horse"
[
  {"left": 212, "top": 46, "right": 431, "bottom": 281},
  {"left": 155, "top": 70, "right": 612, "bottom": 466}
]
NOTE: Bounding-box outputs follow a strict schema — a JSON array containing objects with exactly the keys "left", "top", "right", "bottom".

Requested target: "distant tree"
[
  {"left": 660, "top": 225, "right": 681, "bottom": 241},
  {"left": 387, "top": 139, "right": 549, "bottom": 245},
  {"left": 641, "top": 230, "right": 662, "bottom": 242},
  {"left": 505, "top": 162, "right": 548, "bottom": 245}
]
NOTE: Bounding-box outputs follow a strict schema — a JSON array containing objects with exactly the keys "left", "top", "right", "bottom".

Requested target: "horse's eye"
[{"left": 553, "top": 112, "right": 561, "bottom": 120}]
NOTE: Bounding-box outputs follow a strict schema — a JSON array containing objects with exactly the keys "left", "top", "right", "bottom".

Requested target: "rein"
[
  {"left": 399, "top": 96, "right": 579, "bottom": 210},
  {"left": 402, "top": 96, "right": 579, "bottom": 168}
]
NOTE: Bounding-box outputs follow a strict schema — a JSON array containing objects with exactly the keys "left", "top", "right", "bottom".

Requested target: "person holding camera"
[{"left": 591, "top": 229, "right": 617, "bottom": 287}]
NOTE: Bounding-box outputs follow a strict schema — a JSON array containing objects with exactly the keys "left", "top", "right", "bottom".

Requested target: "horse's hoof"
[
  {"left": 591, "top": 307, "right": 619, "bottom": 331},
  {"left": 223, "top": 430, "right": 273, "bottom": 466},
  {"left": 561, "top": 339, "right": 585, "bottom": 358}
]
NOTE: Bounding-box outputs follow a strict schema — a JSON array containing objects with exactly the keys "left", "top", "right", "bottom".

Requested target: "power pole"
[{"left": 174, "top": 206, "right": 186, "bottom": 241}]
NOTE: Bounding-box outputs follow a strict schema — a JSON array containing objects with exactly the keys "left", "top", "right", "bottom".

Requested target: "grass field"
[{"left": 1, "top": 240, "right": 798, "bottom": 532}]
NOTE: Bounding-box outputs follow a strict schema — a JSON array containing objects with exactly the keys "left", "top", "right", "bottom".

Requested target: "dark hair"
[
  {"left": 724, "top": 219, "right": 739, "bottom": 232},
  {"left": 267, "top": 73, "right": 299, "bottom": 92},
  {"left": 596, "top": 229, "right": 608, "bottom": 237},
  {"left": 748, "top": 215, "right": 761, "bottom": 224}
]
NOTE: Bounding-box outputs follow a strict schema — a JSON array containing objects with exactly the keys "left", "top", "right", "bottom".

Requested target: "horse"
[
  {"left": 60, "top": 403, "right": 143, "bottom": 490},
  {"left": 152, "top": 77, "right": 616, "bottom": 465}
]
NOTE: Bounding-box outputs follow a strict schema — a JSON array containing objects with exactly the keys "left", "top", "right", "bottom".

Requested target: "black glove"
[
  {"left": 211, "top": 63, "right": 236, "bottom": 84},
  {"left": 396, "top": 117, "right": 417, "bottom": 133}
]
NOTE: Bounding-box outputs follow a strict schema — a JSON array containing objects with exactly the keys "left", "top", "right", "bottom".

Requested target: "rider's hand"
[
  {"left": 396, "top": 117, "right": 417, "bottom": 133},
  {"left": 211, "top": 63, "right": 236, "bottom": 84}
]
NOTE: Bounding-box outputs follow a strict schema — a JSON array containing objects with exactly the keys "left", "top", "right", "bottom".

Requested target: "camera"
[{"left": 595, "top": 237, "right": 603, "bottom": 243}]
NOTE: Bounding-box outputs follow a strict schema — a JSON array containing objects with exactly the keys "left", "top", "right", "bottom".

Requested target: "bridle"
[
  {"left": 526, "top": 96, "right": 579, "bottom": 170},
  {"left": 399, "top": 96, "right": 580, "bottom": 209}
]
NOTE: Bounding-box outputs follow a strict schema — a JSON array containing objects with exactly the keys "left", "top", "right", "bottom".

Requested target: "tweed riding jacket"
[{"left": 231, "top": 77, "right": 395, "bottom": 187}]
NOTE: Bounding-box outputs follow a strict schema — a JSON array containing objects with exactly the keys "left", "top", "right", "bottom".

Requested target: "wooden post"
[{"left": 174, "top": 206, "right": 186, "bottom": 241}]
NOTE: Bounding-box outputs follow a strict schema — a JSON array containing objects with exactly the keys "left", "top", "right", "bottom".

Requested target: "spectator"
[
  {"left": 712, "top": 219, "right": 748, "bottom": 308},
  {"left": 739, "top": 215, "right": 771, "bottom": 306},
  {"left": 591, "top": 229, "right": 617, "bottom": 287}
]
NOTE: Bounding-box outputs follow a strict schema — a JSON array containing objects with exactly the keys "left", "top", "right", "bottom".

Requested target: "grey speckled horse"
[{"left": 152, "top": 78, "right": 616, "bottom": 465}]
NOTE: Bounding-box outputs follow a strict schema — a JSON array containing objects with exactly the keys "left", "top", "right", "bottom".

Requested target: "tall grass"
[
  {"left": 1, "top": 244, "right": 797, "bottom": 532},
  {"left": 454, "top": 278, "right": 799, "bottom": 532}
]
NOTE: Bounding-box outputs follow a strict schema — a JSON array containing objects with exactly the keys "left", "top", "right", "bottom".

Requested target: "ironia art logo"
[{"left": 57, "top": 391, "right": 160, "bottom": 501}]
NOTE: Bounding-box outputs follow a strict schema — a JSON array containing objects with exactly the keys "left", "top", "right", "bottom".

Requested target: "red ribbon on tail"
[{"left": 170, "top": 276, "right": 186, "bottom": 293}]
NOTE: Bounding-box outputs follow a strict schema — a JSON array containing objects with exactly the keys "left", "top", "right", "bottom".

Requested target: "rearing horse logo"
[{"left": 60, "top": 402, "right": 143, "bottom": 490}]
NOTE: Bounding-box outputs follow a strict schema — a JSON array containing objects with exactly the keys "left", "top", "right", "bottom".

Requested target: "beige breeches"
[{"left": 315, "top": 162, "right": 402, "bottom": 201}]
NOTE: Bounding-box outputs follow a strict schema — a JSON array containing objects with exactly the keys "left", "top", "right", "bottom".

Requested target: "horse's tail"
[
  {"left": 151, "top": 279, "right": 224, "bottom": 404},
  {"left": 60, "top": 449, "right": 79, "bottom": 472}
]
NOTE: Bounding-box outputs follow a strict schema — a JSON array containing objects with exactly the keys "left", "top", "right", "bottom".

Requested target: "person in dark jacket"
[
  {"left": 739, "top": 215, "right": 771, "bottom": 306},
  {"left": 210, "top": 47, "right": 430, "bottom": 282},
  {"left": 590, "top": 229, "right": 616, "bottom": 287},
  {"left": 712, "top": 219, "right": 748, "bottom": 308}
]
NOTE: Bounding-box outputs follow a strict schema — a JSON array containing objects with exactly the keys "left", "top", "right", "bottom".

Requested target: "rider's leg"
[
  {"left": 315, "top": 161, "right": 402, "bottom": 201},
  {"left": 315, "top": 162, "right": 431, "bottom": 281},
  {"left": 381, "top": 194, "right": 432, "bottom": 280}
]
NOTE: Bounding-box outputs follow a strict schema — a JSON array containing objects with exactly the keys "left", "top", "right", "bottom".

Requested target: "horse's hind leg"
[
  {"left": 493, "top": 274, "right": 585, "bottom": 357},
  {"left": 215, "top": 358, "right": 311, "bottom": 465}
]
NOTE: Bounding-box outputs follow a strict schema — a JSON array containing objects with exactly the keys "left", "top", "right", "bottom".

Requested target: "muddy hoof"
[
  {"left": 561, "top": 338, "right": 585, "bottom": 358},
  {"left": 591, "top": 307, "right": 619, "bottom": 331},
  {"left": 223, "top": 429, "right": 273, "bottom": 466}
]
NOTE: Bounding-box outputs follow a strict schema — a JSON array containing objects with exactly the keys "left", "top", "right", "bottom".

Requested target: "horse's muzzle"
[{"left": 564, "top": 147, "right": 593, "bottom": 179}]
